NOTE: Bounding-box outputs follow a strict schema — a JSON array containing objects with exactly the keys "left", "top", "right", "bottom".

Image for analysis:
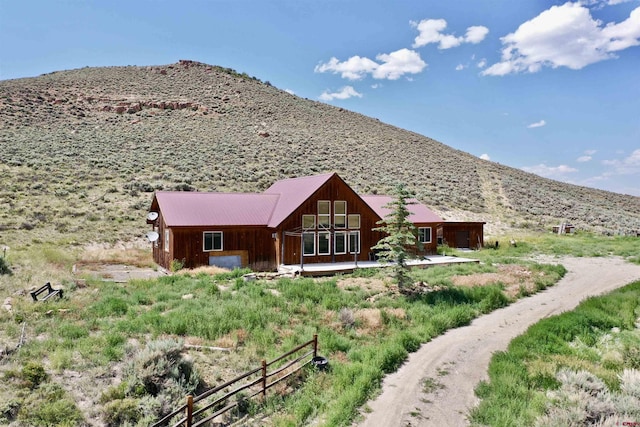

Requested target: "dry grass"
[
  {"left": 176, "top": 265, "right": 231, "bottom": 276},
  {"left": 77, "top": 247, "right": 154, "bottom": 268},
  {"left": 450, "top": 264, "right": 539, "bottom": 298}
]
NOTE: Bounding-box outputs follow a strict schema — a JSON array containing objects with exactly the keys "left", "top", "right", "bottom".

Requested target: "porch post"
[
  {"left": 280, "top": 231, "right": 285, "bottom": 267},
  {"left": 300, "top": 233, "right": 304, "bottom": 271}
]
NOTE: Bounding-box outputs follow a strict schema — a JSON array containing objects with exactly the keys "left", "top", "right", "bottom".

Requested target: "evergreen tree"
[
  {"left": 0, "top": 256, "right": 11, "bottom": 276},
  {"left": 372, "top": 183, "right": 421, "bottom": 290}
]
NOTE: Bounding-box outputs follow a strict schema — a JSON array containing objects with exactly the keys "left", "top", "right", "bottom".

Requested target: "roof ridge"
[{"left": 264, "top": 193, "right": 281, "bottom": 226}]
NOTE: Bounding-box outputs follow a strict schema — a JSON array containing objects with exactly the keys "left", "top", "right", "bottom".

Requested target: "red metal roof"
[
  {"left": 361, "top": 195, "right": 443, "bottom": 224},
  {"left": 154, "top": 191, "right": 279, "bottom": 227},
  {"left": 263, "top": 173, "right": 335, "bottom": 227},
  {"left": 152, "top": 173, "right": 443, "bottom": 229}
]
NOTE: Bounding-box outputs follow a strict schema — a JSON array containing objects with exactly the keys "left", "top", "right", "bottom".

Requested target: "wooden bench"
[{"left": 30, "top": 282, "right": 63, "bottom": 302}]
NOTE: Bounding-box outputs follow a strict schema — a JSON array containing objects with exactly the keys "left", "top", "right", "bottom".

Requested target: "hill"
[{"left": 1, "top": 59, "right": 639, "bottom": 247}]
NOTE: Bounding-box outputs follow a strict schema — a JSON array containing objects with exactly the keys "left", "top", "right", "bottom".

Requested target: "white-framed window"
[
  {"left": 164, "top": 229, "right": 170, "bottom": 252},
  {"left": 302, "top": 215, "right": 316, "bottom": 230},
  {"left": 318, "top": 232, "right": 331, "bottom": 255},
  {"left": 348, "top": 231, "right": 360, "bottom": 254},
  {"left": 303, "top": 232, "right": 315, "bottom": 256},
  {"left": 204, "top": 231, "right": 223, "bottom": 251},
  {"left": 334, "top": 201, "right": 346, "bottom": 228},
  {"left": 318, "top": 201, "right": 330, "bottom": 229},
  {"left": 418, "top": 227, "right": 432, "bottom": 243},
  {"left": 347, "top": 214, "right": 360, "bottom": 229},
  {"left": 334, "top": 232, "right": 346, "bottom": 254}
]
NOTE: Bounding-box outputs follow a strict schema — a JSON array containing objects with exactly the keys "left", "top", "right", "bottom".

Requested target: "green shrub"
[
  {"left": 0, "top": 399, "right": 20, "bottom": 423},
  {"left": 0, "top": 256, "right": 12, "bottom": 275},
  {"left": 103, "top": 398, "right": 140, "bottom": 426},
  {"left": 170, "top": 258, "right": 184, "bottom": 272},
  {"left": 18, "top": 383, "right": 83, "bottom": 426},
  {"left": 22, "top": 361, "right": 47, "bottom": 389},
  {"left": 115, "top": 338, "right": 202, "bottom": 423},
  {"left": 100, "top": 382, "right": 127, "bottom": 404}
]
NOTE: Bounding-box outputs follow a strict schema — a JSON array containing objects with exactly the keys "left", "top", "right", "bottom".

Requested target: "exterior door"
[{"left": 455, "top": 231, "right": 470, "bottom": 248}]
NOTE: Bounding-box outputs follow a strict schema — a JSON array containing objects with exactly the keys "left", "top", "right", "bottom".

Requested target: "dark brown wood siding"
[
  {"left": 440, "top": 222, "right": 485, "bottom": 249},
  {"left": 413, "top": 222, "right": 441, "bottom": 255},
  {"left": 151, "top": 209, "right": 172, "bottom": 270},
  {"left": 169, "top": 226, "right": 276, "bottom": 270},
  {"left": 275, "top": 174, "right": 384, "bottom": 265}
]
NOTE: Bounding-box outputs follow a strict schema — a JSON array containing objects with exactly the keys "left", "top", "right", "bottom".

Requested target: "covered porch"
[{"left": 278, "top": 255, "right": 479, "bottom": 276}]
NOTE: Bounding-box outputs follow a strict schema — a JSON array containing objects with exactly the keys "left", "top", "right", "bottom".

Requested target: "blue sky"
[{"left": 1, "top": 0, "right": 639, "bottom": 196}]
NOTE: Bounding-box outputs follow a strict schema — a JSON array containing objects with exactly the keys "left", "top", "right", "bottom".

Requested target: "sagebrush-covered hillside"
[{"left": 1, "top": 60, "right": 639, "bottom": 244}]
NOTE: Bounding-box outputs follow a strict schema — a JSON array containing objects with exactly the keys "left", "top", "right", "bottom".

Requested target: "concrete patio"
[{"left": 279, "top": 255, "right": 479, "bottom": 276}]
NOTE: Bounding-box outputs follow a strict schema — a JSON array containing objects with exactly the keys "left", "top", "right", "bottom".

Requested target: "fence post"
[
  {"left": 313, "top": 334, "right": 318, "bottom": 358},
  {"left": 261, "top": 359, "right": 267, "bottom": 399},
  {"left": 185, "top": 395, "right": 193, "bottom": 427}
]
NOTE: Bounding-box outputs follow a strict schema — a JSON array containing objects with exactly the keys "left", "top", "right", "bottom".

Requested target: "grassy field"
[
  {"left": 470, "top": 279, "right": 640, "bottom": 426},
  {"left": 0, "top": 232, "right": 638, "bottom": 425}
]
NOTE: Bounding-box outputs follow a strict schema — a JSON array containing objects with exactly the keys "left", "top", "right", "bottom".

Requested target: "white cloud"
[
  {"left": 583, "top": 149, "right": 640, "bottom": 195},
  {"left": 483, "top": 3, "right": 640, "bottom": 76},
  {"left": 284, "top": 89, "right": 295, "bottom": 95},
  {"left": 455, "top": 64, "right": 466, "bottom": 71},
  {"left": 480, "top": 153, "right": 491, "bottom": 160},
  {"left": 411, "top": 19, "right": 489, "bottom": 49},
  {"left": 465, "top": 26, "right": 490, "bottom": 44},
  {"left": 577, "top": 149, "right": 597, "bottom": 162},
  {"left": 607, "top": 0, "right": 634, "bottom": 5},
  {"left": 315, "top": 56, "right": 379, "bottom": 80},
  {"left": 372, "top": 49, "right": 427, "bottom": 80},
  {"left": 602, "top": 148, "right": 640, "bottom": 174},
  {"left": 522, "top": 164, "right": 578, "bottom": 178},
  {"left": 315, "top": 49, "right": 427, "bottom": 81},
  {"left": 318, "top": 86, "right": 363, "bottom": 101},
  {"left": 527, "top": 120, "right": 546, "bottom": 128},
  {"left": 477, "top": 58, "right": 487, "bottom": 68}
]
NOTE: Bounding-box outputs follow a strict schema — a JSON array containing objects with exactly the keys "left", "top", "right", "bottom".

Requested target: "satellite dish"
[
  {"left": 147, "top": 212, "right": 159, "bottom": 221},
  {"left": 146, "top": 231, "right": 160, "bottom": 242}
]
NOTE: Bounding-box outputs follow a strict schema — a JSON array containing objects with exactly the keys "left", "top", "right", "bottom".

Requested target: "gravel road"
[{"left": 359, "top": 257, "right": 640, "bottom": 427}]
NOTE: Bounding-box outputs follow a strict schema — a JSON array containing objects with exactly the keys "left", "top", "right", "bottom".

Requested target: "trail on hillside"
[{"left": 358, "top": 257, "right": 640, "bottom": 427}]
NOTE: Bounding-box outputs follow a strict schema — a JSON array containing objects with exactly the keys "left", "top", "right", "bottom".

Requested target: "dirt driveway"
[{"left": 358, "top": 257, "right": 640, "bottom": 427}]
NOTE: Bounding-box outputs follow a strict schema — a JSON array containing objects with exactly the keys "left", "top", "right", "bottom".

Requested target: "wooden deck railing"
[{"left": 152, "top": 334, "right": 319, "bottom": 427}]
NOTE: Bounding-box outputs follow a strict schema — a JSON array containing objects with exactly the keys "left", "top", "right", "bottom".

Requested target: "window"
[
  {"left": 334, "top": 232, "right": 346, "bottom": 254},
  {"left": 347, "top": 214, "right": 360, "bottom": 229},
  {"left": 204, "top": 231, "right": 223, "bottom": 251},
  {"left": 318, "top": 201, "right": 330, "bottom": 228},
  {"left": 348, "top": 231, "right": 360, "bottom": 254},
  {"left": 164, "top": 230, "right": 170, "bottom": 252},
  {"left": 334, "top": 201, "right": 346, "bottom": 228},
  {"left": 318, "top": 232, "right": 330, "bottom": 255},
  {"left": 303, "top": 232, "right": 315, "bottom": 256},
  {"left": 418, "top": 227, "right": 432, "bottom": 243},
  {"left": 302, "top": 215, "right": 316, "bottom": 229}
]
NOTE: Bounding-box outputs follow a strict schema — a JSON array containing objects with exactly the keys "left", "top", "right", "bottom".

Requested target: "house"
[
  {"left": 147, "top": 173, "right": 444, "bottom": 271},
  {"left": 438, "top": 222, "right": 485, "bottom": 249}
]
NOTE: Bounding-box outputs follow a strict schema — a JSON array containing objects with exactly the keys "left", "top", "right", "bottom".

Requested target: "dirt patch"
[
  {"left": 451, "top": 264, "right": 540, "bottom": 298},
  {"left": 75, "top": 263, "right": 165, "bottom": 282}
]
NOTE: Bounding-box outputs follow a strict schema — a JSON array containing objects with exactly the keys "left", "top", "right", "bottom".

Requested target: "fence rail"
[{"left": 152, "top": 334, "right": 319, "bottom": 427}]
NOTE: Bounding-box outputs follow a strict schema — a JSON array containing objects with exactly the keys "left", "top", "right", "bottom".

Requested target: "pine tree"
[{"left": 372, "top": 183, "right": 421, "bottom": 290}]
